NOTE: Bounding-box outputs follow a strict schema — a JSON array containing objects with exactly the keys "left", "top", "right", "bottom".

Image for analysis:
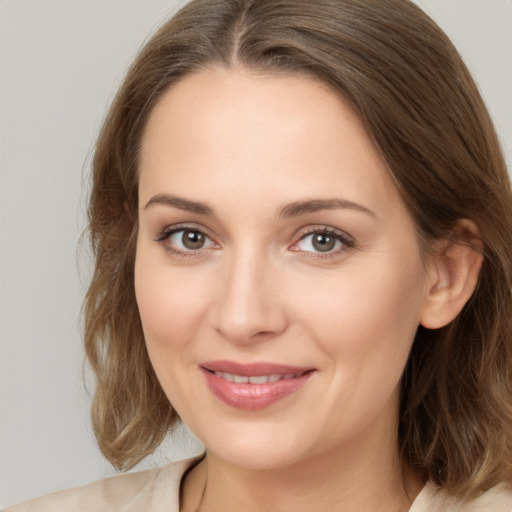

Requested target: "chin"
[
  {"left": 192, "top": 420, "right": 316, "bottom": 470},
  {"left": 212, "top": 444, "right": 305, "bottom": 471}
]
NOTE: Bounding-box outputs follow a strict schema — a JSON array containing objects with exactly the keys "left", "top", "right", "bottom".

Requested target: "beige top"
[{"left": 6, "top": 457, "right": 512, "bottom": 511}]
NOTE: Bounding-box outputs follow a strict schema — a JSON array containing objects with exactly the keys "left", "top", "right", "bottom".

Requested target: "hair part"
[{"left": 84, "top": 0, "right": 512, "bottom": 497}]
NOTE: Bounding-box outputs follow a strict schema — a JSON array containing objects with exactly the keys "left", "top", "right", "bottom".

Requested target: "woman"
[{"left": 8, "top": 0, "right": 512, "bottom": 510}]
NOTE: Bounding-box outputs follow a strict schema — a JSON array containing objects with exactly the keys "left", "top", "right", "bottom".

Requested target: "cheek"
[
  {"left": 293, "top": 254, "right": 426, "bottom": 390},
  {"left": 134, "top": 247, "right": 209, "bottom": 364},
  {"left": 296, "top": 260, "right": 423, "bottom": 342},
  {"left": 134, "top": 248, "right": 215, "bottom": 416}
]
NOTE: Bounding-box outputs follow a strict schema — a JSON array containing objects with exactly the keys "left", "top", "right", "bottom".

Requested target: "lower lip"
[{"left": 201, "top": 368, "right": 314, "bottom": 411}]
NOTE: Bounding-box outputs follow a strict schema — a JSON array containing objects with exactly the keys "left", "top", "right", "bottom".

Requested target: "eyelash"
[
  {"left": 153, "top": 225, "right": 215, "bottom": 257},
  {"left": 153, "top": 225, "right": 354, "bottom": 258},
  {"left": 292, "top": 227, "right": 355, "bottom": 258}
]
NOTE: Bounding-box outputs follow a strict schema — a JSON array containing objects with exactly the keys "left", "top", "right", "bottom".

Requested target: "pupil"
[
  {"left": 312, "top": 233, "right": 335, "bottom": 252},
  {"left": 182, "top": 230, "right": 205, "bottom": 250}
]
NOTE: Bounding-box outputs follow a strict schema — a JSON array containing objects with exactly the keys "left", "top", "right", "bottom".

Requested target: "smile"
[
  {"left": 212, "top": 371, "right": 305, "bottom": 384},
  {"left": 200, "top": 361, "right": 315, "bottom": 411}
]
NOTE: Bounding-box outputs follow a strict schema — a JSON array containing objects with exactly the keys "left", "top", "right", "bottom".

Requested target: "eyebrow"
[
  {"left": 144, "top": 194, "right": 214, "bottom": 215},
  {"left": 278, "top": 199, "right": 376, "bottom": 219},
  {"left": 143, "top": 194, "right": 375, "bottom": 219}
]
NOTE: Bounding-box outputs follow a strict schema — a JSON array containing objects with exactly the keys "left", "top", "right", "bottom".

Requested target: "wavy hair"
[{"left": 84, "top": 0, "right": 512, "bottom": 498}]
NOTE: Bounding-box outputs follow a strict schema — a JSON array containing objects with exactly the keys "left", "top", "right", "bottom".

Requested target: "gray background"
[{"left": 1, "top": 0, "right": 511, "bottom": 507}]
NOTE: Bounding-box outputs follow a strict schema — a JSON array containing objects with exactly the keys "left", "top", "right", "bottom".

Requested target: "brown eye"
[
  {"left": 293, "top": 229, "right": 352, "bottom": 254},
  {"left": 311, "top": 233, "right": 336, "bottom": 252},
  {"left": 182, "top": 230, "right": 206, "bottom": 250},
  {"left": 163, "top": 228, "right": 215, "bottom": 253}
]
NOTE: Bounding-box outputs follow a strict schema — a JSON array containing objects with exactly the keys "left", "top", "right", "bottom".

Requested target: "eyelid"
[
  {"left": 152, "top": 222, "right": 354, "bottom": 257},
  {"left": 289, "top": 225, "right": 355, "bottom": 254},
  {"left": 153, "top": 220, "right": 211, "bottom": 238},
  {"left": 153, "top": 223, "right": 218, "bottom": 256}
]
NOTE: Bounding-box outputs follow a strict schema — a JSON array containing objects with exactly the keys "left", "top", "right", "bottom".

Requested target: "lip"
[{"left": 200, "top": 360, "right": 315, "bottom": 411}]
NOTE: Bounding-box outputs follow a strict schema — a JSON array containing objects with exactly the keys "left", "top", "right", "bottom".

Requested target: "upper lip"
[{"left": 200, "top": 360, "right": 314, "bottom": 377}]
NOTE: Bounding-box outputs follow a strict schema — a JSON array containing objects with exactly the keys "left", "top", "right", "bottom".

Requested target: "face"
[{"left": 135, "top": 67, "right": 435, "bottom": 470}]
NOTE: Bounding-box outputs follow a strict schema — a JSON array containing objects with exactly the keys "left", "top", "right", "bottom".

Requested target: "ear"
[{"left": 420, "top": 219, "right": 484, "bottom": 329}]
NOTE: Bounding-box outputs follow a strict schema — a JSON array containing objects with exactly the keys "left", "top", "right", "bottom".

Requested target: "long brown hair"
[{"left": 84, "top": 0, "right": 512, "bottom": 497}]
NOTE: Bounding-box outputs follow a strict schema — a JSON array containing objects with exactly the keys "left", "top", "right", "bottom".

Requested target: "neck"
[{"left": 181, "top": 426, "right": 423, "bottom": 512}]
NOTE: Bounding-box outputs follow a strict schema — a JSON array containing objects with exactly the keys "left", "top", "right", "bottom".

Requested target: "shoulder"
[
  {"left": 412, "top": 481, "right": 512, "bottom": 512},
  {"left": 4, "top": 457, "right": 199, "bottom": 512}
]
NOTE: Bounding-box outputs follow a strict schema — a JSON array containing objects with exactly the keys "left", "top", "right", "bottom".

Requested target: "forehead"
[
  {"left": 142, "top": 66, "right": 367, "bottom": 158},
  {"left": 138, "top": 66, "right": 403, "bottom": 218}
]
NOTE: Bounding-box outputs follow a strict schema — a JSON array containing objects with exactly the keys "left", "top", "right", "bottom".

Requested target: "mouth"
[
  {"left": 200, "top": 361, "right": 315, "bottom": 411},
  {"left": 210, "top": 371, "right": 306, "bottom": 384}
]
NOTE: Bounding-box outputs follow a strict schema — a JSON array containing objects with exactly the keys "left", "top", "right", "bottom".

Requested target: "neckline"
[{"left": 174, "top": 456, "right": 436, "bottom": 512}]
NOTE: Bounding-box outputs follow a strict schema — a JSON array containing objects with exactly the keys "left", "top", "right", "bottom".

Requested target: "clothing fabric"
[{"left": 6, "top": 457, "right": 512, "bottom": 511}]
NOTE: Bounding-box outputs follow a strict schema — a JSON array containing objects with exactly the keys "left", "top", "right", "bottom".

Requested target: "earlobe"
[{"left": 420, "top": 219, "right": 484, "bottom": 330}]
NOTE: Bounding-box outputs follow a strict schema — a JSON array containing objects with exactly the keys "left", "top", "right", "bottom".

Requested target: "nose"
[{"left": 210, "top": 249, "right": 289, "bottom": 344}]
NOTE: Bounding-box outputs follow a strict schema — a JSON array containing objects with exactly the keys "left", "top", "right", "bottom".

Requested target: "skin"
[{"left": 134, "top": 67, "right": 480, "bottom": 512}]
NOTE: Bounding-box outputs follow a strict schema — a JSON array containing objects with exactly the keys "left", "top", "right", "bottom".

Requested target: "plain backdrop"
[{"left": 1, "top": 0, "right": 511, "bottom": 507}]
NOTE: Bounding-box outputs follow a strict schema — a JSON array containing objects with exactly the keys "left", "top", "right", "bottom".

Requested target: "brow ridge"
[
  {"left": 144, "top": 194, "right": 214, "bottom": 216},
  {"left": 278, "top": 198, "right": 375, "bottom": 218},
  {"left": 144, "top": 194, "right": 374, "bottom": 219}
]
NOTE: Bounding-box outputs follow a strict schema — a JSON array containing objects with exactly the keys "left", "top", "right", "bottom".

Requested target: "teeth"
[
  {"left": 213, "top": 371, "right": 302, "bottom": 383},
  {"left": 249, "top": 375, "right": 268, "bottom": 384}
]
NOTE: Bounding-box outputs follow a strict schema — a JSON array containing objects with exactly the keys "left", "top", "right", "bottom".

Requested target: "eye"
[
  {"left": 172, "top": 229, "right": 210, "bottom": 250},
  {"left": 156, "top": 227, "right": 216, "bottom": 254},
  {"left": 291, "top": 228, "right": 353, "bottom": 254}
]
